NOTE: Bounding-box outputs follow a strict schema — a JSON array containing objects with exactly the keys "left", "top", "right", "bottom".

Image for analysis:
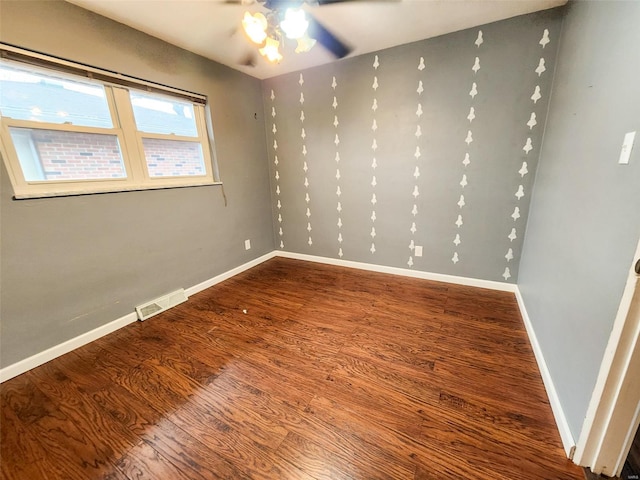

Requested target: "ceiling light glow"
[
  {"left": 280, "top": 8, "right": 309, "bottom": 39},
  {"left": 259, "top": 37, "right": 283, "bottom": 63},
  {"left": 295, "top": 34, "right": 316, "bottom": 53},
  {"left": 242, "top": 12, "right": 268, "bottom": 44}
]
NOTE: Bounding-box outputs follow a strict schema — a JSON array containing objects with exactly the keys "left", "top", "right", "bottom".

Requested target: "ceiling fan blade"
[
  {"left": 264, "top": 0, "right": 305, "bottom": 9},
  {"left": 307, "top": 15, "right": 351, "bottom": 58},
  {"left": 317, "top": 0, "right": 400, "bottom": 3}
]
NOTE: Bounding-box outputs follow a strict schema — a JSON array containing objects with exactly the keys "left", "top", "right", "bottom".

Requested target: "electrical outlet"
[
  {"left": 414, "top": 246, "right": 423, "bottom": 257},
  {"left": 244, "top": 239, "right": 251, "bottom": 250}
]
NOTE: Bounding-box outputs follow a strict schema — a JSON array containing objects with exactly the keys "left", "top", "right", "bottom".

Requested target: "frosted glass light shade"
[
  {"left": 280, "top": 8, "right": 309, "bottom": 39},
  {"left": 242, "top": 12, "right": 268, "bottom": 44},
  {"left": 259, "top": 37, "right": 283, "bottom": 63}
]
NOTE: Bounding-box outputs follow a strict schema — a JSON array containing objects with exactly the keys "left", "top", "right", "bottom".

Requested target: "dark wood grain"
[
  {"left": 276, "top": 430, "right": 416, "bottom": 480},
  {"left": 0, "top": 257, "right": 585, "bottom": 479},
  {"left": 142, "top": 419, "right": 252, "bottom": 480},
  {"left": 0, "top": 407, "right": 53, "bottom": 480},
  {"left": 116, "top": 440, "right": 194, "bottom": 480}
]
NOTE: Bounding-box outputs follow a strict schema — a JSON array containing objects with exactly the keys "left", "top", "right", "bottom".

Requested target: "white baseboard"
[
  {"left": 277, "top": 251, "right": 579, "bottom": 452},
  {"left": 0, "top": 251, "right": 277, "bottom": 383},
  {"left": 2, "top": 240, "right": 563, "bottom": 473},
  {"left": 274, "top": 250, "right": 517, "bottom": 292},
  {"left": 0, "top": 311, "right": 138, "bottom": 383},
  {"left": 515, "top": 287, "right": 576, "bottom": 458},
  {"left": 184, "top": 251, "right": 277, "bottom": 297}
]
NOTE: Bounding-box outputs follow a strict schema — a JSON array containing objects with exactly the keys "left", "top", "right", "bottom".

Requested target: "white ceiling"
[{"left": 66, "top": 0, "right": 567, "bottom": 79}]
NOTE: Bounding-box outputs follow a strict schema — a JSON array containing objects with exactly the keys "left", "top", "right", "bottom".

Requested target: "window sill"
[{"left": 12, "top": 181, "right": 223, "bottom": 200}]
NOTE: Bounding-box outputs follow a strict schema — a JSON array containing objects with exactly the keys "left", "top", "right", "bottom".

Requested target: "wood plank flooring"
[{"left": 1, "top": 257, "right": 585, "bottom": 479}]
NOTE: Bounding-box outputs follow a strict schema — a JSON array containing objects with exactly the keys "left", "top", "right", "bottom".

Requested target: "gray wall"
[
  {"left": 519, "top": 1, "right": 640, "bottom": 439},
  {"left": 0, "top": 1, "right": 274, "bottom": 367},
  {"left": 262, "top": 10, "right": 562, "bottom": 283}
]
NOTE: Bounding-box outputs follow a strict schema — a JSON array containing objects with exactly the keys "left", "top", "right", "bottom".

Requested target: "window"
[
  {"left": 129, "top": 91, "right": 208, "bottom": 179},
  {"left": 0, "top": 55, "right": 218, "bottom": 198}
]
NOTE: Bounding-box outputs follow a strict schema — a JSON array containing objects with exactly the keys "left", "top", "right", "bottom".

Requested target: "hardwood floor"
[{"left": 1, "top": 257, "right": 585, "bottom": 479}]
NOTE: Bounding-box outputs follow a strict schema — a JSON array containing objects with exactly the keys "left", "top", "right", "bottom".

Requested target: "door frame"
[{"left": 573, "top": 236, "right": 640, "bottom": 476}]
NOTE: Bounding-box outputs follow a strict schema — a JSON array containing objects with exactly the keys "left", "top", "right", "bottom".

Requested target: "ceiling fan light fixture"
[
  {"left": 242, "top": 11, "right": 268, "bottom": 44},
  {"left": 280, "top": 8, "right": 309, "bottom": 39},
  {"left": 295, "top": 33, "right": 316, "bottom": 53},
  {"left": 259, "top": 36, "right": 283, "bottom": 63}
]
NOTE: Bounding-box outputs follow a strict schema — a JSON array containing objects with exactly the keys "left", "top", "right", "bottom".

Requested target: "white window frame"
[{"left": 0, "top": 46, "right": 221, "bottom": 199}]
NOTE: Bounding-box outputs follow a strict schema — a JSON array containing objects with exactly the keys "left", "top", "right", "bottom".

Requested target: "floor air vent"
[{"left": 135, "top": 289, "right": 188, "bottom": 321}]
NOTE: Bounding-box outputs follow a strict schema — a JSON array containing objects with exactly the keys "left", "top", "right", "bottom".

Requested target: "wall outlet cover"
[
  {"left": 415, "top": 246, "right": 423, "bottom": 257},
  {"left": 619, "top": 131, "right": 636, "bottom": 165},
  {"left": 245, "top": 239, "right": 251, "bottom": 250}
]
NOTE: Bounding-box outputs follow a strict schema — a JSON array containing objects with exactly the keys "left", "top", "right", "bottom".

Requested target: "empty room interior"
[{"left": 1, "top": 0, "right": 639, "bottom": 478}]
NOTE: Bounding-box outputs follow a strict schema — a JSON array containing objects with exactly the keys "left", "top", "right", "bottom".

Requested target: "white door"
[{"left": 574, "top": 238, "right": 640, "bottom": 476}]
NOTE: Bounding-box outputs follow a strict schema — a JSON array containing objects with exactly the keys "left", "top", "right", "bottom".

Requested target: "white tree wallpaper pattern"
[
  {"left": 298, "top": 74, "right": 314, "bottom": 247},
  {"left": 332, "top": 76, "right": 344, "bottom": 258},
  {"left": 501, "top": 27, "right": 552, "bottom": 281},
  {"left": 369, "top": 55, "right": 380, "bottom": 255},
  {"left": 407, "top": 56, "right": 427, "bottom": 268},
  {"left": 451, "top": 30, "right": 483, "bottom": 267},
  {"left": 263, "top": 9, "right": 562, "bottom": 283},
  {"left": 270, "top": 89, "right": 285, "bottom": 249}
]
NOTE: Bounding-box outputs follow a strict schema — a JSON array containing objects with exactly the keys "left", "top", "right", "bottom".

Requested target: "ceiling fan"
[{"left": 229, "top": 0, "right": 354, "bottom": 66}]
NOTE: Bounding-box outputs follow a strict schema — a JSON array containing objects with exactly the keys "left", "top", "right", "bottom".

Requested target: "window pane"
[
  {"left": 0, "top": 62, "right": 113, "bottom": 128},
  {"left": 142, "top": 138, "right": 205, "bottom": 177},
  {"left": 130, "top": 91, "right": 198, "bottom": 137},
  {"left": 9, "top": 128, "right": 126, "bottom": 181}
]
